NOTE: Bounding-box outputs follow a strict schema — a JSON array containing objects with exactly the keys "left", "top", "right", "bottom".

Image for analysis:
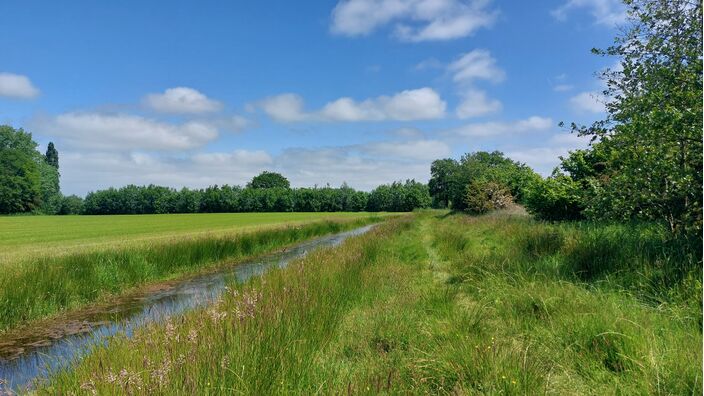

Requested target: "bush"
[
  {"left": 524, "top": 173, "right": 584, "bottom": 221},
  {"left": 464, "top": 180, "right": 513, "bottom": 214}
]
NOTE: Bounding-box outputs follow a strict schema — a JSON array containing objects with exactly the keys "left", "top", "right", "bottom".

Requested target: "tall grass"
[
  {"left": 0, "top": 217, "right": 380, "bottom": 332},
  {"left": 38, "top": 211, "right": 701, "bottom": 394}
]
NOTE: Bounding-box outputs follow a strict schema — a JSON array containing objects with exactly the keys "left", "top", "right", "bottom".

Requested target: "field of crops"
[{"left": 0, "top": 212, "right": 382, "bottom": 263}]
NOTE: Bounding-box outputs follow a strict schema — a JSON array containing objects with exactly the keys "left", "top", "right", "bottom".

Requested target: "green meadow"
[
  {"left": 45, "top": 211, "right": 701, "bottom": 394},
  {"left": 0, "top": 213, "right": 383, "bottom": 332},
  {"left": 0, "top": 212, "right": 383, "bottom": 263}
]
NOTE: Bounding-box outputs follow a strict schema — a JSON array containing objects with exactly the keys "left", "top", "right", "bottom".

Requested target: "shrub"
[
  {"left": 524, "top": 172, "right": 584, "bottom": 221},
  {"left": 464, "top": 180, "right": 513, "bottom": 215}
]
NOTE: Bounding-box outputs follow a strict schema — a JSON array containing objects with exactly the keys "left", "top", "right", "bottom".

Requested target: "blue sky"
[{"left": 0, "top": 0, "right": 625, "bottom": 195}]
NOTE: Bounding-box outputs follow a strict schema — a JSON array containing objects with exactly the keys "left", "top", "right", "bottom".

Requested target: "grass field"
[
  {"left": 0, "top": 212, "right": 383, "bottom": 263},
  {"left": 0, "top": 213, "right": 384, "bottom": 332},
  {"left": 43, "top": 211, "right": 702, "bottom": 394}
]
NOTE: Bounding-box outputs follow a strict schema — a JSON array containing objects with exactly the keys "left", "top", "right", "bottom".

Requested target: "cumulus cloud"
[
  {"left": 191, "top": 150, "right": 273, "bottom": 167},
  {"left": 59, "top": 137, "right": 446, "bottom": 195},
  {"left": 330, "top": 0, "right": 498, "bottom": 42},
  {"left": 569, "top": 91, "right": 607, "bottom": 113},
  {"left": 60, "top": 150, "right": 274, "bottom": 195},
  {"left": 504, "top": 132, "right": 593, "bottom": 176},
  {"left": 448, "top": 49, "right": 505, "bottom": 84},
  {"left": 144, "top": 87, "right": 222, "bottom": 114},
  {"left": 451, "top": 116, "right": 553, "bottom": 137},
  {"left": 360, "top": 139, "right": 450, "bottom": 161},
  {"left": 447, "top": 50, "right": 504, "bottom": 118},
  {"left": 0, "top": 72, "right": 40, "bottom": 99},
  {"left": 551, "top": 0, "right": 626, "bottom": 27},
  {"left": 34, "top": 112, "right": 218, "bottom": 151},
  {"left": 257, "top": 88, "right": 446, "bottom": 123},
  {"left": 274, "top": 145, "right": 433, "bottom": 190},
  {"left": 455, "top": 89, "right": 502, "bottom": 118},
  {"left": 256, "top": 93, "right": 309, "bottom": 123}
]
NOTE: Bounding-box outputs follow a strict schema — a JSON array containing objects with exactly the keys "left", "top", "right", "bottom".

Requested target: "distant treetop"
[{"left": 248, "top": 171, "right": 290, "bottom": 189}]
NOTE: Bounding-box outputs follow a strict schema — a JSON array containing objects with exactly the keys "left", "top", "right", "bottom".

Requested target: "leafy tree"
[
  {"left": 0, "top": 125, "right": 42, "bottom": 214},
  {"left": 248, "top": 171, "right": 290, "bottom": 189},
  {"left": 45, "top": 142, "right": 59, "bottom": 169},
  {"left": 58, "top": 195, "right": 84, "bottom": 215},
  {"left": 438, "top": 151, "right": 539, "bottom": 211},
  {"left": 367, "top": 180, "right": 431, "bottom": 212},
  {"left": 38, "top": 160, "right": 61, "bottom": 214},
  {"left": 429, "top": 159, "right": 459, "bottom": 208},
  {"left": 568, "top": 0, "right": 702, "bottom": 234}
]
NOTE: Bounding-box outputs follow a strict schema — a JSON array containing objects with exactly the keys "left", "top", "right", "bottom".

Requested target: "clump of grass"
[
  {"left": 0, "top": 217, "right": 381, "bottom": 332},
  {"left": 516, "top": 224, "right": 565, "bottom": 258}
]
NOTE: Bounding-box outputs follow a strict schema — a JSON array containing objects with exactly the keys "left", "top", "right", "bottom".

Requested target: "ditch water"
[{"left": 0, "top": 224, "right": 376, "bottom": 392}]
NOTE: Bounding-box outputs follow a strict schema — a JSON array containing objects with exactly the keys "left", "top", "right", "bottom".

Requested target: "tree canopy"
[
  {"left": 529, "top": 0, "right": 703, "bottom": 234},
  {"left": 248, "top": 171, "right": 290, "bottom": 189}
]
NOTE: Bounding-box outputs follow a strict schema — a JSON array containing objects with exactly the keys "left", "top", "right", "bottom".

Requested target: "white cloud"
[
  {"left": 553, "top": 84, "right": 573, "bottom": 92},
  {"left": 414, "top": 57, "right": 444, "bottom": 71},
  {"left": 456, "top": 89, "right": 502, "bottom": 118},
  {"left": 34, "top": 112, "right": 218, "bottom": 151},
  {"left": 330, "top": 0, "right": 498, "bottom": 42},
  {"left": 0, "top": 72, "right": 40, "bottom": 99},
  {"left": 61, "top": 150, "right": 274, "bottom": 195},
  {"left": 569, "top": 91, "right": 607, "bottom": 113},
  {"left": 274, "top": 146, "right": 432, "bottom": 190},
  {"left": 59, "top": 137, "right": 445, "bottom": 195},
  {"left": 219, "top": 115, "right": 253, "bottom": 132},
  {"left": 257, "top": 93, "right": 309, "bottom": 123},
  {"left": 144, "top": 87, "right": 222, "bottom": 114},
  {"left": 192, "top": 150, "right": 273, "bottom": 167},
  {"left": 448, "top": 49, "right": 505, "bottom": 84},
  {"left": 452, "top": 116, "right": 553, "bottom": 137},
  {"left": 447, "top": 50, "right": 504, "bottom": 118},
  {"left": 504, "top": 131, "right": 593, "bottom": 176},
  {"left": 551, "top": 0, "right": 626, "bottom": 27},
  {"left": 361, "top": 139, "right": 450, "bottom": 161},
  {"left": 258, "top": 88, "right": 446, "bottom": 123}
]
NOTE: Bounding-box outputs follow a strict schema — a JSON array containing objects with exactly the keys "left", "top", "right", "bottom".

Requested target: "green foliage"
[
  {"left": 81, "top": 182, "right": 428, "bottom": 214},
  {"left": 367, "top": 180, "right": 431, "bottom": 212},
  {"left": 247, "top": 171, "right": 290, "bottom": 189},
  {"left": 524, "top": 170, "right": 585, "bottom": 221},
  {"left": 428, "top": 158, "right": 458, "bottom": 208},
  {"left": 429, "top": 151, "right": 539, "bottom": 211},
  {"left": 0, "top": 126, "right": 63, "bottom": 214},
  {"left": 0, "top": 125, "right": 42, "bottom": 214},
  {"left": 566, "top": 0, "right": 702, "bottom": 234},
  {"left": 463, "top": 180, "right": 513, "bottom": 214},
  {"left": 57, "top": 195, "right": 85, "bottom": 215},
  {"left": 38, "top": 160, "right": 61, "bottom": 214},
  {"left": 44, "top": 141, "right": 59, "bottom": 169}
]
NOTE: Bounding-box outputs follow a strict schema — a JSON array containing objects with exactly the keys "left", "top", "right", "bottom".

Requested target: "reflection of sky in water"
[{"left": 0, "top": 225, "right": 375, "bottom": 391}]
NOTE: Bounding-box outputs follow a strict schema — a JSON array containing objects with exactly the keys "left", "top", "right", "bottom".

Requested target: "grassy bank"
[
  {"left": 0, "top": 212, "right": 385, "bottom": 263},
  {"left": 41, "top": 211, "right": 701, "bottom": 394},
  {"left": 0, "top": 216, "right": 382, "bottom": 333}
]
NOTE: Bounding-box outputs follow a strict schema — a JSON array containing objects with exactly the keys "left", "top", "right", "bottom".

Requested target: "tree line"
[
  {"left": 81, "top": 179, "right": 430, "bottom": 214},
  {"left": 429, "top": 0, "right": 702, "bottom": 237},
  {"left": 0, "top": 127, "right": 432, "bottom": 215}
]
